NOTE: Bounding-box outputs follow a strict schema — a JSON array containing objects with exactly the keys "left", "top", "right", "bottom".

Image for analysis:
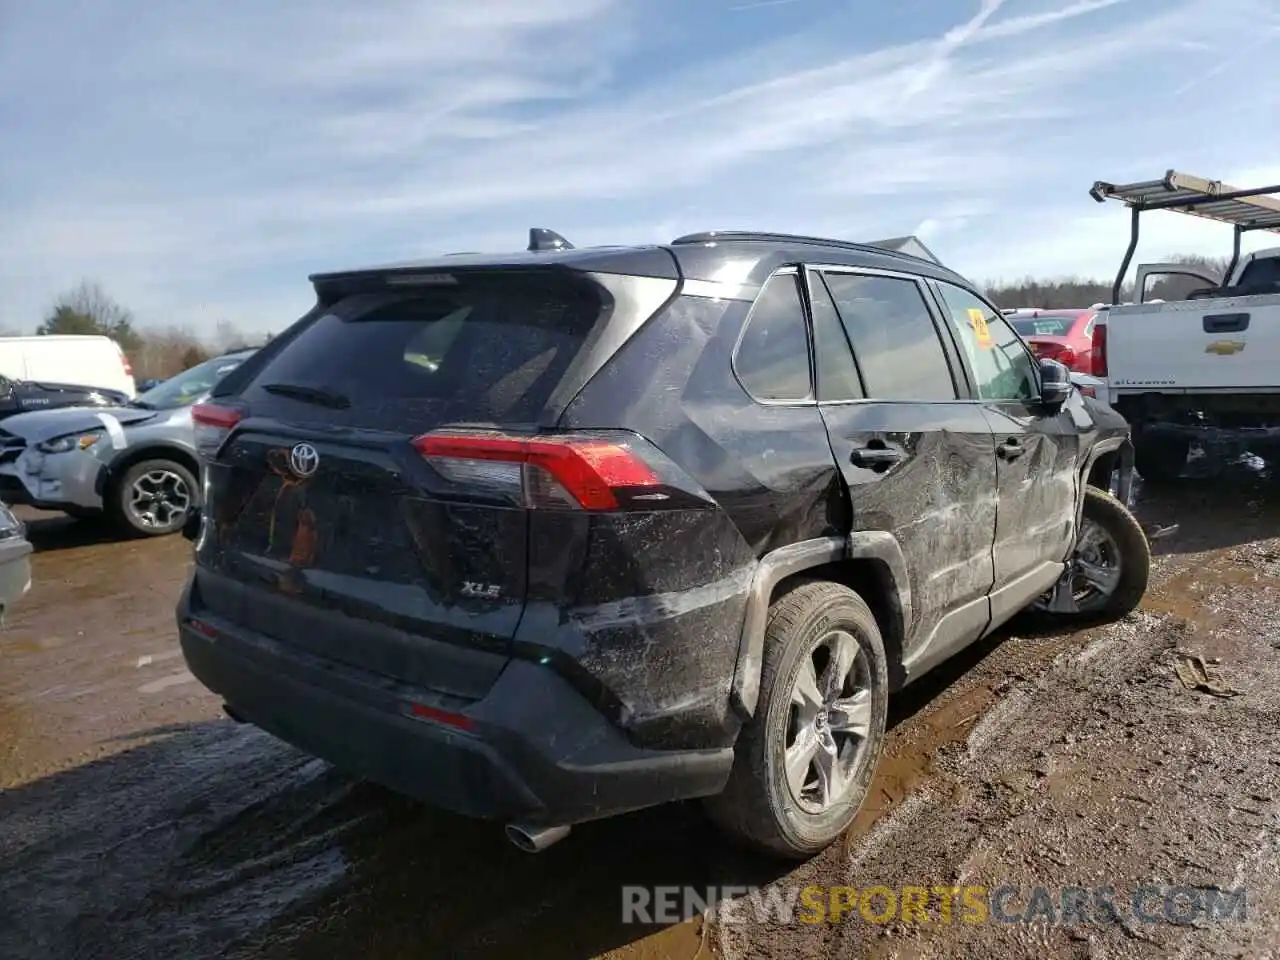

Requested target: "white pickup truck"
[{"left": 1088, "top": 171, "right": 1280, "bottom": 481}]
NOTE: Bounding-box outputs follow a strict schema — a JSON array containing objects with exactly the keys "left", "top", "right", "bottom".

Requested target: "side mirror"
[{"left": 1038, "top": 358, "right": 1072, "bottom": 412}]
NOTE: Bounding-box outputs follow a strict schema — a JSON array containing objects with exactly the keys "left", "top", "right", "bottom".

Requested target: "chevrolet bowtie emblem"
[{"left": 1204, "top": 340, "right": 1246, "bottom": 356}]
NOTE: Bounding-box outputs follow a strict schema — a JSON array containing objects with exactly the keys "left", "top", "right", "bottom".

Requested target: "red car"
[{"left": 1007, "top": 308, "right": 1099, "bottom": 373}]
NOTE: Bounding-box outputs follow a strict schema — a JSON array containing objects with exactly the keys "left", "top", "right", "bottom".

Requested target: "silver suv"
[{"left": 0, "top": 350, "right": 254, "bottom": 536}]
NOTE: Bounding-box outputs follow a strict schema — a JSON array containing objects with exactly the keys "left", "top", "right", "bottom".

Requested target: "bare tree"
[
  {"left": 984, "top": 252, "right": 1232, "bottom": 308},
  {"left": 38, "top": 280, "right": 141, "bottom": 352},
  {"left": 211, "top": 318, "right": 253, "bottom": 353}
]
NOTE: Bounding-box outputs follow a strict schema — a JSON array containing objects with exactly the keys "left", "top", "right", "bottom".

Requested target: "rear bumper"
[{"left": 176, "top": 579, "right": 734, "bottom": 825}]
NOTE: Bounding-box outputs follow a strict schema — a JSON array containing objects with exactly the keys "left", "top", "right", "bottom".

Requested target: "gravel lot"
[{"left": 1, "top": 469, "right": 1276, "bottom": 960}]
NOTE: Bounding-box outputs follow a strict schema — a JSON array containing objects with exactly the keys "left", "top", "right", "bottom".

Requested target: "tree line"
[
  {"left": 983, "top": 254, "right": 1229, "bottom": 309},
  {"left": 12, "top": 281, "right": 271, "bottom": 380},
  {"left": 8, "top": 255, "right": 1236, "bottom": 380}
]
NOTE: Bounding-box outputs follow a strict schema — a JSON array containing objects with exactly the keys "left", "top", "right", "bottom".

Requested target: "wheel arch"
[
  {"left": 729, "top": 532, "right": 913, "bottom": 720},
  {"left": 97, "top": 444, "right": 203, "bottom": 503},
  {"left": 1075, "top": 435, "right": 1133, "bottom": 536}
]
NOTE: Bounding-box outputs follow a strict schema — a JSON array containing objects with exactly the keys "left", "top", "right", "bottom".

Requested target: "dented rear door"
[{"left": 807, "top": 267, "right": 998, "bottom": 665}]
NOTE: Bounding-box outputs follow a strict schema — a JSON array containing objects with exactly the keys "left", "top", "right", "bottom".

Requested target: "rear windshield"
[
  {"left": 241, "top": 273, "right": 602, "bottom": 432},
  {"left": 1011, "top": 316, "right": 1074, "bottom": 337},
  {"left": 1236, "top": 256, "right": 1280, "bottom": 288}
]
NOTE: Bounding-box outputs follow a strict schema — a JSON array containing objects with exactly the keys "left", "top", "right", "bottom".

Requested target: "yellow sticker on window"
[{"left": 967, "top": 308, "right": 993, "bottom": 348}]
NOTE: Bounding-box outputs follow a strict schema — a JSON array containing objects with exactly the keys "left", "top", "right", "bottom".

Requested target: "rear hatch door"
[{"left": 194, "top": 270, "right": 606, "bottom": 698}]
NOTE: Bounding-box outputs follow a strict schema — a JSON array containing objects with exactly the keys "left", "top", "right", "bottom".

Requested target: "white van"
[{"left": 0, "top": 335, "right": 136, "bottom": 399}]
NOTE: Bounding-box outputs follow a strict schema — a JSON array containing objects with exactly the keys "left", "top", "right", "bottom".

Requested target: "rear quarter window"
[
  {"left": 733, "top": 272, "right": 813, "bottom": 402},
  {"left": 241, "top": 273, "right": 603, "bottom": 431}
]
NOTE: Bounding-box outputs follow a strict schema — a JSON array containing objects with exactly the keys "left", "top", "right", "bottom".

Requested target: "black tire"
[
  {"left": 1133, "top": 433, "right": 1190, "bottom": 485},
  {"left": 108, "top": 458, "right": 200, "bottom": 538},
  {"left": 1054, "top": 486, "right": 1150, "bottom": 624},
  {"left": 704, "top": 580, "right": 889, "bottom": 859}
]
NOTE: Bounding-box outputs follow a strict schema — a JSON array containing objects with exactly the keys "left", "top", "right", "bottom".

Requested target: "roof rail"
[{"left": 669, "top": 230, "right": 935, "bottom": 266}]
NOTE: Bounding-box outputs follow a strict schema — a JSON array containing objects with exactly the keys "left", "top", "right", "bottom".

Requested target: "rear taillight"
[
  {"left": 414, "top": 431, "right": 664, "bottom": 511},
  {"left": 1038, "top": 343, "right": 1076, "bottom": 368},
  {"left": 116, "top": 342, "right": 134, "bottom": 377},
  {"left": 192, "top": 401, "right": 245, "bottom": 460},
  {"left": 1091, "top": 323, "right": 1107, "bottom": 377}
]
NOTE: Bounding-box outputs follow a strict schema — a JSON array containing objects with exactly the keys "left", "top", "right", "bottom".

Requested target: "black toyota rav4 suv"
[{"left": 177, "top": 229, "right": 1149, "bottom": 859}]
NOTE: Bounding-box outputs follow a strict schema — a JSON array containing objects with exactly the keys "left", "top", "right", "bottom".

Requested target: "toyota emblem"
[{"left": 289, "top": 442, "right": 320, "bottom": 478}]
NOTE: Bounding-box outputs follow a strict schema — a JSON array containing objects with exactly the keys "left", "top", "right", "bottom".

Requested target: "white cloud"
[{"left": 2, "top": 0, "right": 1279, "bottom": 334}]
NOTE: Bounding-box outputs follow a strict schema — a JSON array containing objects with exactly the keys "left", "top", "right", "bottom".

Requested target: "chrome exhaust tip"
[{"left": 504, "top": 822, "right": 571, "bottom": 853}]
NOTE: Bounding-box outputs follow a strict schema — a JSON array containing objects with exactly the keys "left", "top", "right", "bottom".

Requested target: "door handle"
[
  {"left": 1202, "top": 312, "right": 1249, "bottom": 334},
  {"left": 850, "top": 446, "right": 904, "bottom": 467},
  {"left": 997, "top": 439, "right": 1024, "bottom": 461}
]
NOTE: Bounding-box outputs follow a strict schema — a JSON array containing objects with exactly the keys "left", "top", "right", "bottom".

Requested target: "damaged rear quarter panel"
[{"left": 537, "top": 294, "right": 845, "bottom": 750}]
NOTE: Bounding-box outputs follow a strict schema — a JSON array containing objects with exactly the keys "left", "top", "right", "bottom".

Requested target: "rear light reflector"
[
  {"left": 184, "top": 617, "right": 219, "bottom": 639},
  {"left": 192, "top": 402, "right": 246, "bottom": 460},
  {"left": 414, "top": 431, "right": 662, "bottom": 511},
  {"left": 404, "top": 701, "right": 474, "bottom": 731},
  {"left": 1091, "top": 323, "right": 1107, "bottom": 377}
]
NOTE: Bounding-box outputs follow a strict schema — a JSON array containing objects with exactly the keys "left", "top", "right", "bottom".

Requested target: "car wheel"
[
  {"left": 1035, "top": 486, "right": 1150, "bottom": 624},
  {"left": 704, "top": 579, "right": 889, "bottom": 859},
  {"left": 110, "top": 459, "right": 199, "bottom": 537}
]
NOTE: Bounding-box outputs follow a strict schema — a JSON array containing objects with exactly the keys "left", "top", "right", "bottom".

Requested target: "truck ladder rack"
[{"left": 1090, "top": 170, "right": 1280, "bottom": 303}]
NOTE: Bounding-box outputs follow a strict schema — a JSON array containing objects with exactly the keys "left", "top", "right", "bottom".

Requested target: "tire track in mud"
[
  {"left": 713, "top": 531, "right": 1280, "bottom": 960},
  {"left": 0, "top": 723, "right": 363, "bottom": 960}
]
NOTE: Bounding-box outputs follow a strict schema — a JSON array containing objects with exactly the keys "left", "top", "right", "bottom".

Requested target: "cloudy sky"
[{"left": 2, "top": 0, "right": 1279, "bottom": 334}]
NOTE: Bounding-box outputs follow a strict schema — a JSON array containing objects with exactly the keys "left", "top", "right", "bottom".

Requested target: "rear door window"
[
  {"left": 821, "top": 272, "right": 958, "bottom": 401},
  {"left": 241, "top": 273, "right": 603, "bottom": 432}
]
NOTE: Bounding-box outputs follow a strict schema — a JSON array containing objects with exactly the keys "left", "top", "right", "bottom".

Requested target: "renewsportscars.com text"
[{"left": 622, "top": 884, "right": 1248, "bottom": 927}]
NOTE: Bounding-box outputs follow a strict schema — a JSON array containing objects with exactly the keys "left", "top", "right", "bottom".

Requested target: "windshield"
[
  {"left": 1011, "top": 316, "right": 1075, "bottom": 337},
  {"left": 137, "top": 354, "right": 250, "bottom": 409}
]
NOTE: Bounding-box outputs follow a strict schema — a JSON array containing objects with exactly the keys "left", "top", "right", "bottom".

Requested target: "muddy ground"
[{"left": 0, "top": 470, "right": 1277, "bottom": 960}]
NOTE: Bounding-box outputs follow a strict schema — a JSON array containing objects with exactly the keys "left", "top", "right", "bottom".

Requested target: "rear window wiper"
[{"left": 260, "top": 382, "right": 351, "bottom": 409}]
